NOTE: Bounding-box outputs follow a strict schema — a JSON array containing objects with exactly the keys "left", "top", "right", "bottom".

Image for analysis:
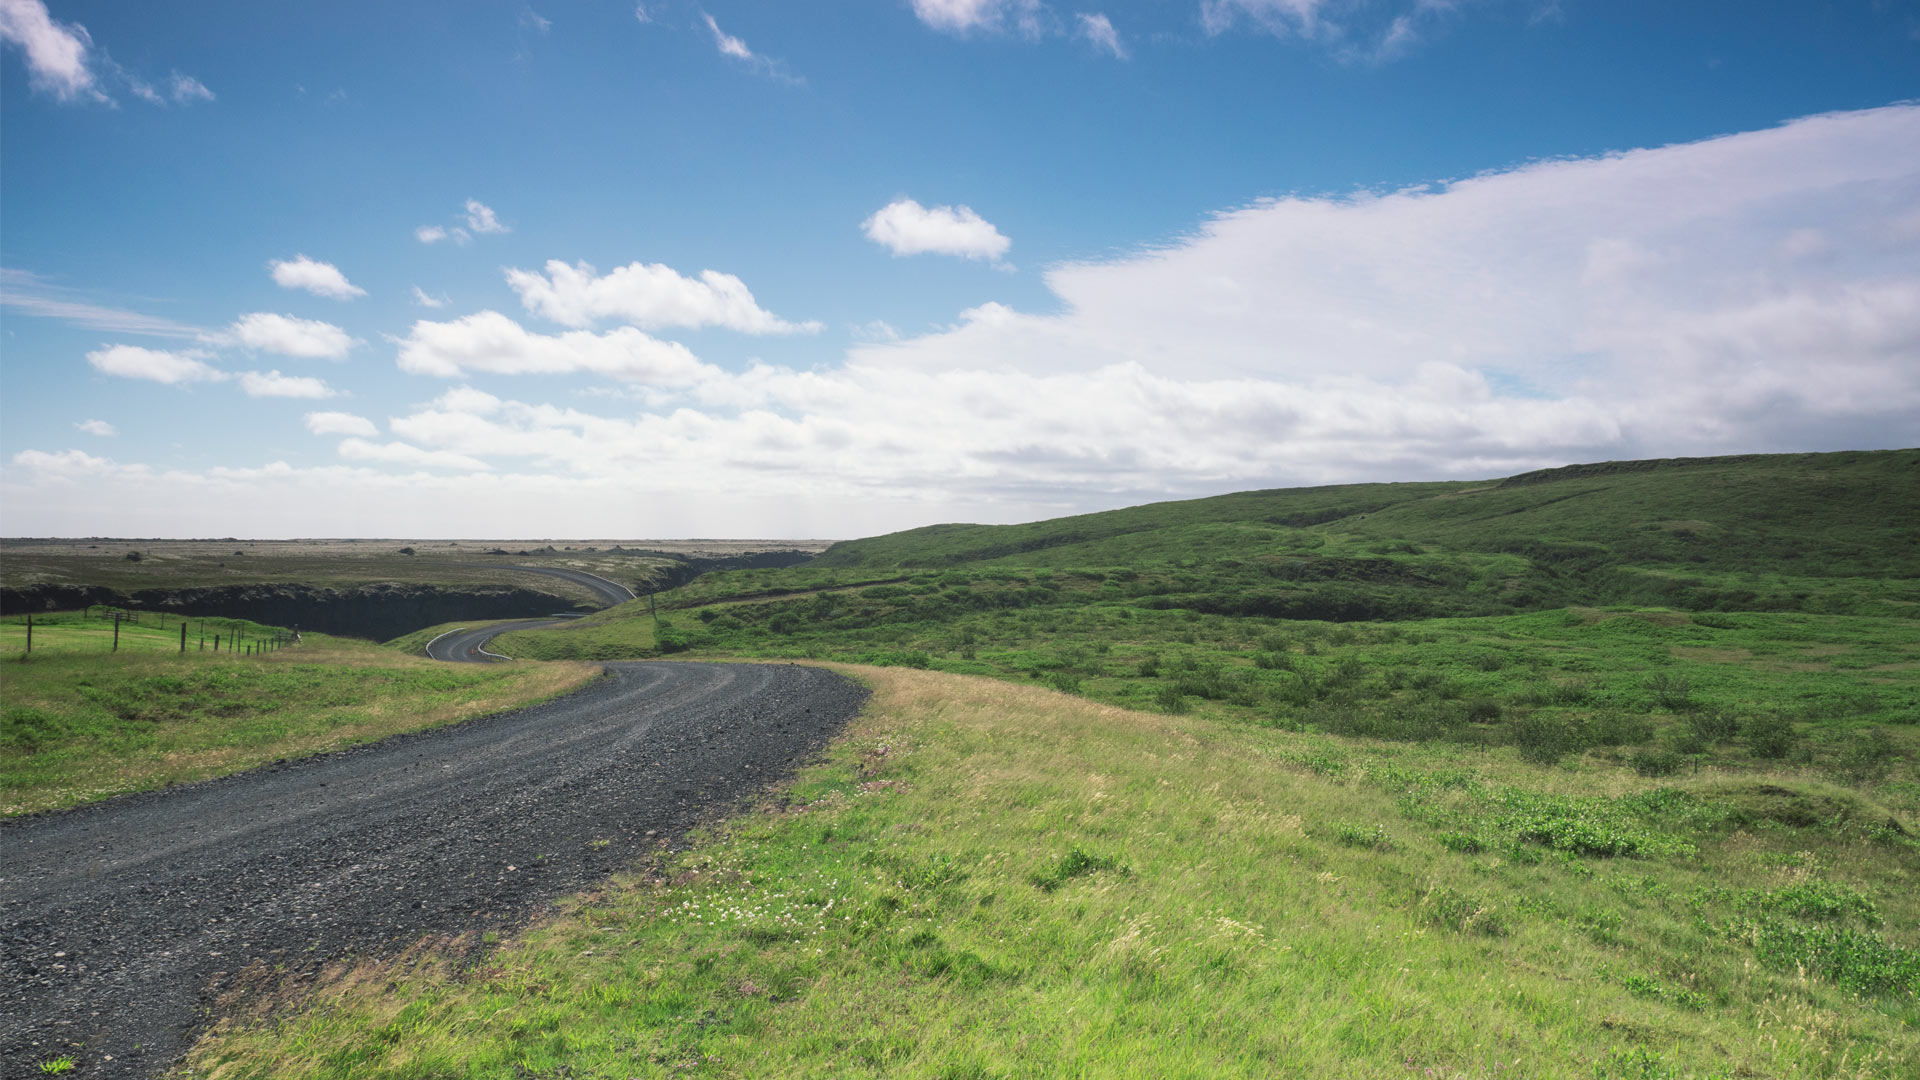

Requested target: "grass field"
[
  {"left": 184, "top": 665, "right": 1919, "bottom": 1079},
  {"left": 0, "top": 614, "right": 598, "bottom": 816}
]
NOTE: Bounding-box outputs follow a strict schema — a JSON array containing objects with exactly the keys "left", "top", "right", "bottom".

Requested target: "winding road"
[{"left": 1, "top": 587, "right": 865, "bottom": 1078}]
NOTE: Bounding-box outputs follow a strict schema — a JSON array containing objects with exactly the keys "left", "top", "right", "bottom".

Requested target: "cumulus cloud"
[
  {"left": 505, "top": 259, "right": 823, "bottom": 333},
  {"left": 394, "top": 310, "right": 718, "bottom": 384},
  {"left": 1075, "top": 12, "right": 1126, "bottom": 58},
  {"left": 303, "top": 411, "right": 379, "bottom": 438},
  {"left": 911, "top": 0, "right": 1045, "bottom": 37},
  {"left": 336, "top": 438, "right": 491, "bottom": 472},
  {"left": 0, "top": 0, "right": 101, "bottom": 101},
  {"left": 382, "top": 103, "right": 1920, "bottom": 503},
  {"left": 269, "top": 255, "right": 364, "bottom": 300},
  {"left": 862, "top": 198, "right": 1012, "bottom": 261},
  {"left": 75, "top": 419, "right": 116, "bottom": 437},
  {"left": 416, "top": 225, "right": 468, "bottom": 245},
  {"left": 417, "top": 202, "right": 502, "bottom": 245},
  {"left": 15, "top": 105, "right": 1920, "bottom": 536},
  {"left": 227, "top": 312, "right": 359, "bottom": 359},
  {"left": 85, "top": 344, "right": 223, "bottom": 384},
  {"left": 239, "top": 370, "right": 336, "bottom": 399}
]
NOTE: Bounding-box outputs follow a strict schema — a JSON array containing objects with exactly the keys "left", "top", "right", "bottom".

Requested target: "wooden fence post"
[
  {"left": 24, "top": 614, "right": 31, "bottom": 654},
  {"left": 180, "top": 622, "right": 187, "bottom": 653},
  {"left": 112, "top": 613, "right": 120, "bottom": 652}
]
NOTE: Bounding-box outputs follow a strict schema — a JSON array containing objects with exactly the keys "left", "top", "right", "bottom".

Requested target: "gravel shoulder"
[{"left": 0, "top": 660, "right": 867, "bottom": 1078}]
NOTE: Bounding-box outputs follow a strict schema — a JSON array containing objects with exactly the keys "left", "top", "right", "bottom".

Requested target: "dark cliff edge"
[{"left": 0, "top": 582, "right": 585, "bottom": 642}]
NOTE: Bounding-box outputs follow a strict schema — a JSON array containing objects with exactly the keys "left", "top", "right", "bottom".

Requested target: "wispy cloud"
[
  {"left": 911, "top": 0, "right": 1046, "bottom": 38},
  {"left": 0, "top": 269, "right": 205, "bottom": 339},
  {"left": 74, "top": 419, "right": 116, "bottom": 437},
  {"left": 464, "top": 199, "right": 510, "bottom": 235},
  {"left": 0, "top": 0, "right": 213, "bottom": 105},
  {"left": 700, "top": 12, "right": 802, "bottom": 83},
  {"left": 0, "top": 0, "right": 102, "bottom": 101},
  {"left": 1075, "top": 13, "right": 1127, "bottom": 58}
]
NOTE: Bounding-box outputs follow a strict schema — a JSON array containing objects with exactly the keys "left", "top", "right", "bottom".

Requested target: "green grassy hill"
[
  {"left": 185, "top": 450, "right": 1919, "bottom": 1076},
  {"left": 812, "top": 450, "right": 1919, "bottom": 617}
]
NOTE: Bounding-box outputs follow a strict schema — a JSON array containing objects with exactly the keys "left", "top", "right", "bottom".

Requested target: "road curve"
[
  {"left": 0, "top": 662, "right": 867, "bottom": 1078},
  {"left": 450, "top": 563, "right": 637, "bottom": 607},
  {"left": 423, "top": 617, "right": 579, "bottom": 662}
]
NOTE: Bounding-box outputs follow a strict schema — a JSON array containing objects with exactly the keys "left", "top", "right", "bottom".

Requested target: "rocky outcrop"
[
  {"left": 0, "top": 583, "right": 123, "bottom": 614},
  {"left": 0, "top": 582, "right": 587, "bottom": 641}
]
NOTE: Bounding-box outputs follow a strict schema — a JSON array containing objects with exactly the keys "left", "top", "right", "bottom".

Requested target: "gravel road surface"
[
  {"left": 423, "top": 618, "right": 580, "bottom": 662},
  {"left": 0, "top": 660, "right": 866, "bottom": 1078}
]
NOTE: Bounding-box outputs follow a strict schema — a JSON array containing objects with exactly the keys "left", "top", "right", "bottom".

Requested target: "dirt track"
[{"left": 0, "top": 661, "right": 867, "bottom": 1078}]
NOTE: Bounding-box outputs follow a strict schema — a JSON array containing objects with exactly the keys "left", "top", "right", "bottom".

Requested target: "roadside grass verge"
[
  {"left": 185, "top": 666, "right": 1918, "bottom": 1079},
  {"left": 1, "top": 622, "right": 597, "bottom": 816}
]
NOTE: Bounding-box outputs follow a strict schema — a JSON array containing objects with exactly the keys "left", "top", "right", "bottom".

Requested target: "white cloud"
[
  {"left": 75, "top": 419, "right": 116, "bottom": 437},
  {"left": 1200, "top": 0, "right": 1333, "bottom": 38},
  {"left": 702, "top": 12, "right": 752, "bottom": 59},
  {"left": 411, "top": 285, "right": 449, "bottom": 309},
  {"left": 1075, "top": 12, "right": 1126, "bottom": 58},
  {"left": 911, "top": 0, "right": 1045, "bottom": 37},
  {"left": 851, "top": 319, "right": 902, "bottom": 343},
  {"left": 862, "top": 198, "right": 1012, "bottom": 261},
  {"left": 699, "top": 12, "right": 801, "bottom": 83},
  {"left": 228, "top": 312, "right": 359, "bottom": 359},
  {"left": 336, "top": 438, "right": 492, "bottom": 472},
  {"left": 1200, "top": 0, "right": 1467, "bottom": 61},
  {"left": 0, "top": 269, "right": 205, "bottom": 338},
  {"left": 168, "top": 71, "right": 213, "bottom": 103},
  {"left": 395, "top": 310, "right": 718, "bottom": 384},
  {"left": 0, "top": 2, "right": 212, "bottom": 106},
  {"left": 633, "top": 3, "right": 653, "bottom": 23},
  {"left": 239, "top": 370, "right": 337, "bottom": 399},
  {"left": 303, "top": 411, "right": 379, "bottom": 438},
  {"left": 416, "top": 225, "right": 451, "bottom": 244},
  {"left": 13, "top": 105, "right": 1919, "bottom": 537},
  {"left": 269, "top": 255, "right": 365, "bottom": 300},
  {"left": 86, "top": 344, "right": 224, "bottom": 385},
  {"left": 464, "top": 199, "right": 509, "bottom": 235},
  {"left": 505, "top": 259, "right": 823, "bottom": 333},
  {"left": 0, "top": 0, "right": 101, "bottom": 102}
]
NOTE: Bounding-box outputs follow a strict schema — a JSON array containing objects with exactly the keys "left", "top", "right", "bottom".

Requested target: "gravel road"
[{"left": 0, "top": 660, "right": 867, "bottom": 1078}]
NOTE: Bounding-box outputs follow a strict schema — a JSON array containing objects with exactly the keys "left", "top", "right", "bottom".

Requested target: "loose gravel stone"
[{"left": 0, "top": 660, "right": 867, "bottom": 1079}]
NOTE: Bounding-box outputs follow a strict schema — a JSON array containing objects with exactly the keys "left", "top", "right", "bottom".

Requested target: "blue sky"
[{"left": 2, "top": 0, "right": 1917, "bottom": 538}]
